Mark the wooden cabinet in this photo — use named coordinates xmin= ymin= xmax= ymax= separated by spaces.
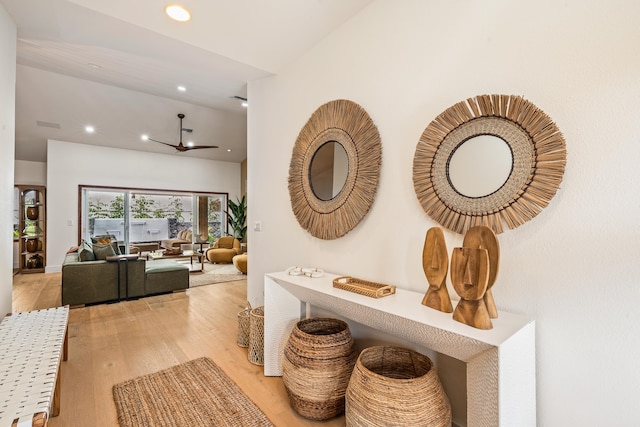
xmin=17 ymin=185 xmax=46 ymax=274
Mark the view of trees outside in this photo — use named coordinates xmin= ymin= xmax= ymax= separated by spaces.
xmin=207 ymin=196 xmax=223 ymax=242
xmin=88 ymin=193 xmax=193 ymax=221
xmin=208 ymin=197 xmax=221 ymax=223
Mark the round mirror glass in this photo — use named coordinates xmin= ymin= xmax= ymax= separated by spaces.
xmin=448 ymin=135 xmax=513 ymax=198
xmin=309 ymin=141 xmax=349 ymax=200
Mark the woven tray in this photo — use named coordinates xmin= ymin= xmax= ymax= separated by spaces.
xmin=333 ymin=276 xmax=396 ymax=298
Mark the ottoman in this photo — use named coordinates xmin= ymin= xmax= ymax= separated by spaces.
xmin=145 ymin=260 xmax=189 ymax=295
xmin=233 ymin=254 xmax=248 ymax=274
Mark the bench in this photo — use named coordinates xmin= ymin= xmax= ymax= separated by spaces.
xmin=0 ymin=306 xmax=69 ymax=427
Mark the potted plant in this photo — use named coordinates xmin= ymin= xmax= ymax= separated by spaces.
xmin=226 ymin=195 xmax=247 ymax=242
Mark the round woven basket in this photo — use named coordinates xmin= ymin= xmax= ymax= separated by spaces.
xmin=248 ymin=306 xmax=264 ymax=366
xmin=282 ymin=318 xmax=357 ymax=420
xmin=346 ymin=346 xmax=451 ymax=427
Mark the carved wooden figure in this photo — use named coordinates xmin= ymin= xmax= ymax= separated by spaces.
xmin=463 ymin=225 xmax=500 ymax=318
xmin=421 ymin=227 xmax=453 ymax=313
xmin=451 ymin=247 xmax=492 ymax=330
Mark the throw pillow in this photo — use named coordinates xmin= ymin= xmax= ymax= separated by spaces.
xmin=91 ymin=234 xmax=121 ymax=255
xmin=92 ymin=243 xmax=116 ymax=260
xmin=91 ymin=234 xmax=122 ymax=255
xmin=78 ymin=240 xmax=95 ymax=261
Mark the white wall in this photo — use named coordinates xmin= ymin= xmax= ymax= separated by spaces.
xmin=248 ymin=0 xmax=640 ymax=425
xmin=47 ymin=140 xmax=241 ymax=271
xmin=15 ymin=160 xmax=47 ymax=186
xmin=0 ymin=4 xmax=16 ymax=314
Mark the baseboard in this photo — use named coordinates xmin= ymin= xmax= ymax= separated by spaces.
xmin=45 ymin=265 xmax=62 ymax=273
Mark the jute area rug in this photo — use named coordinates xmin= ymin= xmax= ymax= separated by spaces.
xmin=113 ymin=357 xmax=274 ymax=427
xmin=189 ymin=262 xmax=245 ymax=288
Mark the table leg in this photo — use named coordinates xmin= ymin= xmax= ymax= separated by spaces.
xmin=117 ymin=258 xmax=129 ymax=300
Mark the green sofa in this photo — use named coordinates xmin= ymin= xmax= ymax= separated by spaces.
xmin=62 ymin=244 xmax=189 ymax=306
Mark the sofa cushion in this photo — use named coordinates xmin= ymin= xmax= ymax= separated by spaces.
xmin=78 ymin=240 xmax=95 ymax=261
xmin=145 ymin=260 xmax=189 ymax=274
xmin=145 ymin=260 xmax=189 ymax=295
xmin=91 ymin=234 xmax=121 ymax=255
xmin=93 ymin=243 xmax=116 ymax=260
xmin=64 ymin=252 xmax=81 ymax=264
xmin=176 ymin=230 xmax=192 ymax=241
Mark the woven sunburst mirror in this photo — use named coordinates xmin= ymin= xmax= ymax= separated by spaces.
xmin=413 ymin=94 xmax=566 ymax=235
xmin=288 ymin=99 xmax=381 ymax=240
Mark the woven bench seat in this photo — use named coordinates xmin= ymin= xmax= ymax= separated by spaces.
xmin=0 ymin=306 xmax=69 ymax=427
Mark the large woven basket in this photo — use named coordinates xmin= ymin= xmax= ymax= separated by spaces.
xmin=346 ymin=346 xmax=451 ymax=426
xmin=248 ymin=306 xmax=264 ymax=366
xmin=282 ymin=318 xmax=357 ymax=420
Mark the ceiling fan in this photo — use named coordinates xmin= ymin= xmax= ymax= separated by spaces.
xmin=145 ymin=113 xmax=219 ymax=152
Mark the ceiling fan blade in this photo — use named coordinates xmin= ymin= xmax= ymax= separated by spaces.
xmin=147 ymin=137 xmax=178 ymax=149
xmin=146 ymin=114 xmax=217 ymax=153
xmin=184 ymin=145 xmax=219 ymax=150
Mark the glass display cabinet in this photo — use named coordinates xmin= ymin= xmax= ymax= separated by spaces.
xmin=17 ymin=185 xmax=46 ymax=273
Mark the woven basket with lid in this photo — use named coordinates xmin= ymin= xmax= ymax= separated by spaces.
xmin=282 ymin=318 xmax=357 ymax=420
xmin=346 ymin=346 xmax=451 ymax=427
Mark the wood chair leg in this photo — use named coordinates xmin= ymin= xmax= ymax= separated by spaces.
xmin=63 ymin=326 xmax=69 ymax=361
xmin=52 ymin=362 xmax=61 ymax=417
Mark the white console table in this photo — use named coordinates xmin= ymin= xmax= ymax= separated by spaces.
xmin=264 ymin=272 xmax=535 ymax=427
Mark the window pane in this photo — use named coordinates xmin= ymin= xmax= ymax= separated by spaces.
xmin=80 ymin=186 xmax=227 ymax=251
xmin=86 ymin=190 xmax=125 ymax=242
xmin=130 ymin=193 xmax=193 ymax=241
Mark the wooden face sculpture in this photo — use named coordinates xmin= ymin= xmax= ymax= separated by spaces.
xmin=463 ymin=225 xmax=500 ymax=318
xmin=451 ymin=247 xmax=492 ymax=329
xmin=421 ymin=227 xmax=453 ymax=313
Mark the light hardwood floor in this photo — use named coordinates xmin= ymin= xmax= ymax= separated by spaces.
xmin=12 ymin=273 xmax=345 ymax=427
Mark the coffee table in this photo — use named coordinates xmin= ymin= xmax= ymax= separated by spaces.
xmin=148 ymin=251 xmax=205 ymax=272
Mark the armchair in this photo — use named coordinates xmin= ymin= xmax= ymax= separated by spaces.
xmin=206 ymin=236 xmax=242 ymax=264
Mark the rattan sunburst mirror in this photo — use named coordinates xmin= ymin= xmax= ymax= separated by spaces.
xmin=413 ymin=94 xmax=567 ymax=234
xmin=288 ymin=99 xmax=381 ymax=240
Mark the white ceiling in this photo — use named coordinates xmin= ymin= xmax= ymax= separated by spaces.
xmin=1 ymin=0 xmax=372 ymax=162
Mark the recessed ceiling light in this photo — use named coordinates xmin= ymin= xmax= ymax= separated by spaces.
xmin=141 ymin=134 xmax=149 ymax=141
xmin=165 ymin=4 xmax=191 ymax=22
xmin=177 ymin=85 xmax=186 ymax=92
xmin=227 ymin=149 xmax=232 ymax=152
xmin=187 ymin=141 xmax=194 ymax=147
xmin=85 ymin=125 xmax=95 ymax=133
